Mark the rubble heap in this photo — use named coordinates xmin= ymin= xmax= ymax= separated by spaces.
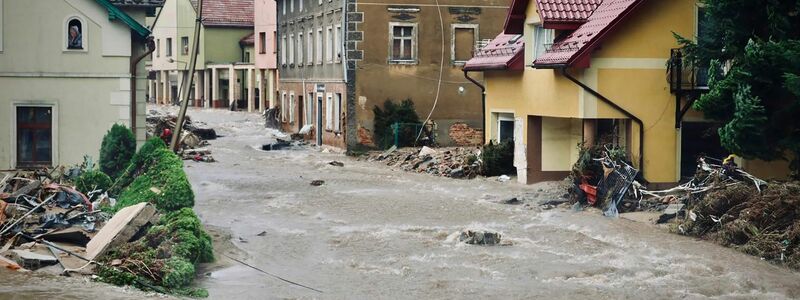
xmin=359 ymin=146 xmax=482 ymax=179
xmin=146 ymin=109 xmax=216 ymax=162
xmin=0 ymin=167 xmax=113 ymax=274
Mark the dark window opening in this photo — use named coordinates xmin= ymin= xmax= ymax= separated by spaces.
xmin=499 ymin=120 xmax=514 ymax=143
xmin=17 ymin=106 xmax=53 ymax=168
xmin=67 ymin=19 xmax=83 ymax=50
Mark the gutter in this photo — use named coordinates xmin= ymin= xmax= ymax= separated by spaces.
xmin=130 ymin=36 xmax=156 ymax=137
xmin=559 ymin=68 xmax=645 ymax=177
xmin=463 ymin=70 xmax=486 ymax=144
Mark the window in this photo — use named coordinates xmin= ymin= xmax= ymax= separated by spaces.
xmin=325 ymin=93 xmax=333 ymax=130
xmin=16 ymin=106 xmax=53 ymax=168
xmin=166 ymin=37 xmax=173 ymax=57
xmin=244 ymin=51 xmax=250 ymax=63
xmin=181 ymin=36 xmax=189 ymax=55
xmin=281 ymin=92 xmax=288 ymax=122
xmin=273 ymin=31 xmax=278 ymax=54
xmin=281 ymin=35 xmax=287 ymax=65
xmin=307 ymin=30 xmax=314 ymax=65
xmin=334 ymin=93 xmax=342 ymax=131
xmin=389 ymin=23 xmax=416 ymax=63
xmin=289 ymin=93 xmax=296 ymax=123
xmin=289 ymin=34 xmax=295 ymax=65
xmin=297 ymin=32 xmax=304 ymax=65
xmin=497 ymin=114 xmax=514 ymax=143
xmin=316 ymin=28 xmax=323 ymax=64
xmin=305 ymin=94 xmax=313 ymax=126
xmin=259 ymin=32 xmax=266 ymax=54
xmin=299 ymin=0 xmax=303 ymax=12
xmin=66 ymin=17 xmax=84 ymax=50
xmin=156 ymin=39 xmax=161 ymax=57
xmin=452 ymin=24 xmax=478 ymax=64
xmin=326 ymin=26 xmax=333 ymax=63
xmin=0 ymin=0 xmax=3 ymax=52
xmin=532 ymin=25 xmax=554 ymax=60
xmin=282 ymin=0 xmax=286 ymax=15
xmin=334 ymin=25 xmax=342 ymax=62
xmin=290 ymin=0 xmax=294 ymax=13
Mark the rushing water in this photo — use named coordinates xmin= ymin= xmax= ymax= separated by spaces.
xmin=4 ymin=107 xmax=800 ymax=299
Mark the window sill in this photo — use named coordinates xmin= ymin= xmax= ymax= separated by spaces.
xmin=63 ymin=49 xmax=88 ymax=53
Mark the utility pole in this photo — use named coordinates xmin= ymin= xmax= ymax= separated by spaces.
xmin=170 ymin=0 xmax=203 ymax=151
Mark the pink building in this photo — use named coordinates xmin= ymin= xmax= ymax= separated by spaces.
xmin=254 ymin=0 xmax=278 ymax=108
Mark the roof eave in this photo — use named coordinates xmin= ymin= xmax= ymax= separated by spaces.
xmin=94 ymin=0 xmax=151 ymax=38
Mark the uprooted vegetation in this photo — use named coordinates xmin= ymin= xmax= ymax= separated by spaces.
xmin=675 ymin=170 xmax=800 ymax=269
xmin=98 ymin=137 xmax=211 ymax=296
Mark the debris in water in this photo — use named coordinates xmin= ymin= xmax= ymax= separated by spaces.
xmin=500 ymin=197 xmax=521 ymax=205
xmin=458 ymin=230 xmax=503 ymax=246
xmin=256 ymin=231 xmax=267 ymax=237
xmin=310 ymin=180 xmax=325 ymax=186
xmin=328 ymin=161 xmax=344 ymax=167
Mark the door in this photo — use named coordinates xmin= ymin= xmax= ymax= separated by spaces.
xmin=316 ymin=94 xmax=323 ymax=145
xmin=16 ymin=106 xmax=53 ymax=168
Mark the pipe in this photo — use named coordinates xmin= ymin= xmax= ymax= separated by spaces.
xmin=130 ymin=36 xmax=156 ymax=137
xmin=560 ymin=68 xmax=645 ymax=177
xmin=463 ymin=70 xmax=486 ymax=144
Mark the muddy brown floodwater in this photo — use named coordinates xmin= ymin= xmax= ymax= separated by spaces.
xmin=4 ymin=106 xmax=800 ymax=299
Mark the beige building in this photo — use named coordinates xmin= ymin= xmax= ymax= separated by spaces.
xmin=148 ymin=0 xmax=275 ymax=112
xmin=0 ymin=0 xmax=160 ymax=169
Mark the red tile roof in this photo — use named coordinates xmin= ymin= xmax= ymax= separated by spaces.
xmin=191 ymin=0 xmax=254 ymax=28
xmin=504 ymin=0 xmax=530 ymax=34
xmin=536 ymin=0 xmax=602 ymax=23
xmin=464 ymin=33 xmax=525 ymax=71
xmin=534 ymin=0 xmax=647 ymax=67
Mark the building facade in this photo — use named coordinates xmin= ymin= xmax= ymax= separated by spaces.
xmin=275 ymin=0 xmax=511 ymax=150
xmin=0 ymin=0 xmax=159 ymax=169
xmin=254 ymin=0 xmax=279 ymax=110
xmin=148 ymin=0 xmax=276 ymax=112
xmin=464 ymin=0 xmax=791 ymax=185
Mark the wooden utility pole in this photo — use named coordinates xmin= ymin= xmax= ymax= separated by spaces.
xmin=170 ymin=0 xmax=203 ymax=151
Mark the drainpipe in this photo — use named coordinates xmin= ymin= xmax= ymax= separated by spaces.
xmin=463 ymin=70 xmax=486 ymax=144
xmin=560 ymin=68 xmax=645 ymax=177
xmin=130 ymin=36 xmax=156 ymax=138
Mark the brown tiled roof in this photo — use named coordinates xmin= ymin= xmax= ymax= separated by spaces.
xmin=464 ymin=34 xmax=525 ymax=71
xmin=191 ymin=0 xmax=254 ymax=27
xmin=535 ymin=0 xmax=602 ymax=23
xmin=535 ymin=0 xmax=646 ymax=67
xmin=240 ymin=32 xmax=255 ymax=46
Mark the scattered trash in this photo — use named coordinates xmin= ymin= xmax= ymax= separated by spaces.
xmin=497 ymin=175 xmax=511 ymax=182
xmin=458 ymin=230 xmax=504 ymax=246
xmin=328 ymin=161 xmax=344 ymax=167
xmin=261 ymin=139 xmax=306 ymax=151
xmin=310 ymin=180 xmax=325 ymax=186
xmin=147 ymin=110 xmax=217 ymax=162
xmin=256 ymin=231 xmax=267 ymax=237
xmin=500 ymin=197 xmax=521 ymax=205
xmin=656 ymin=203 xmax=685 ymax=224
xmin=418 ymin=146 xmax=437 ymax=157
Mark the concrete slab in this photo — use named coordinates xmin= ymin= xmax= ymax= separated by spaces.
xmin=85 ymin=202 xmax=157 ymax=260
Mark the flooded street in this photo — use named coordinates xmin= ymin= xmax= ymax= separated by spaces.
xmin=3 ymin=107 xmax=800 ymax=299
xmin=183 ymin=108 xmax=800 ymax=299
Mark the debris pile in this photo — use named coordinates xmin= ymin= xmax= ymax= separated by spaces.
xmin=146 ymin=109 xmax=216 ymax=162
xmin=359 ymin=146 xmax=482 ymax=179
xmin=0 ymin=169 xmax=112 ymax=274
xmin=568 ymin=145 xmax=640 ymax=216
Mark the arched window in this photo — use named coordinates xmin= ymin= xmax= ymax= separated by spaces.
xmin=67 ymin=18 xmax=83 ymax=50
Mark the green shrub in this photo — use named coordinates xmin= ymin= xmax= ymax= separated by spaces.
xmin=74 ymin=170 xmax=112 ymax=194
xmin=162 ymin=208 xmax=214 ymax=263
xmin=114 ymin=147 xmax=194 ymax=212
xmin=110 ymin=137 xmax=167 ymax=195
xmin=481 ymin=140 xmax=516 ymax=176
xmin=99 ymin=124 xmax=137 ymax=180
xmin=162 ymin=257 xmax=195 ymax=289
xmin=373 ymin=99 xmax=421 ymax=149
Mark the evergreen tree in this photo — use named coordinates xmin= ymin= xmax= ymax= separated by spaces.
xmin=676 ymin=0 xmax=800 ymax=178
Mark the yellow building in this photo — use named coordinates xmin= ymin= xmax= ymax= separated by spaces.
xmin=464 ymin=0 xmax=790 ymax=186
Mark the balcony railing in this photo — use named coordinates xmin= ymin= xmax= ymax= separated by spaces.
xmin=668 ymin=48 xmax=709 ymax=93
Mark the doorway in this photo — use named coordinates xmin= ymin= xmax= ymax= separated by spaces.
xmin=16 ymin=106 xmax=53 ymax=168
xmin=681 ymin=122 xmax=726 ymax=180
xmin=316 ymin=93 xmax=323 ymax=146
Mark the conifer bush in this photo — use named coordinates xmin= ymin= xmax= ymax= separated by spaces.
xmin=74 ymin=169 xmax=112 ymax=195
xmin=99 ymin=124 xmax=136 ymax=180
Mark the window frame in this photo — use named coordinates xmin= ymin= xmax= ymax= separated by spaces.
xmin=11 ymin=103 xmax=59 ymax=169
xmin=289 ymin=33 xmax=295 ymax=66
xmin=325 ymin=93 xmax=333 ymax=130
xmin=166 ymin=37 xmax=173 ymax=57
xmin=388 ymin=22 xmax=418 ymax=64
xmin=281 ymin=34 xmax=287 ymax=66
xmin=334 ymin=93 xmax=342 ymax=132
xmin=307 ymin=29 xmax=314 ymax=66
xmin=316 ymin=28 xmax=323 ymax=64
xmin=531 ymin=24 xmax=554 ymax=61
xmin=304 ymin=94 xmax=313 ymax=126
xmin=451 ymin=24 xmax=479 ymax=65
xmin=259 ymin=32 xmax=267 ymax=54
xmin=156 ymin=39 xmax=161 ymax=57
xmin=297 ymin=31 xmax=304 ymax=66
xmin=181 ymin=36 xmax=189 ymax=55
xmin=281 ymin=92 xmax=288 ymax=122
xmin=64 ymin=15 xmax=88 ymax=52
xmin=326 ymin=26 xmax=334 ymax=63
xmin=289 ymin=92 xmax=296 ymax=123
xmin=334 ymin=24 xmax=342 ymax=63
xmin=0 ymin=0 xmax=4 ymax=52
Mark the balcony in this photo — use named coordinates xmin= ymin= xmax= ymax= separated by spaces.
xmin=668 ymin=48 xmax=709 ymax=94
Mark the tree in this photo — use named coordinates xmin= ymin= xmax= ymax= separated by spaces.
xmin=99 ymin=124 xmax=137 ymax=179
xmin=676 ymin=0 xmax=800 ymax=178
